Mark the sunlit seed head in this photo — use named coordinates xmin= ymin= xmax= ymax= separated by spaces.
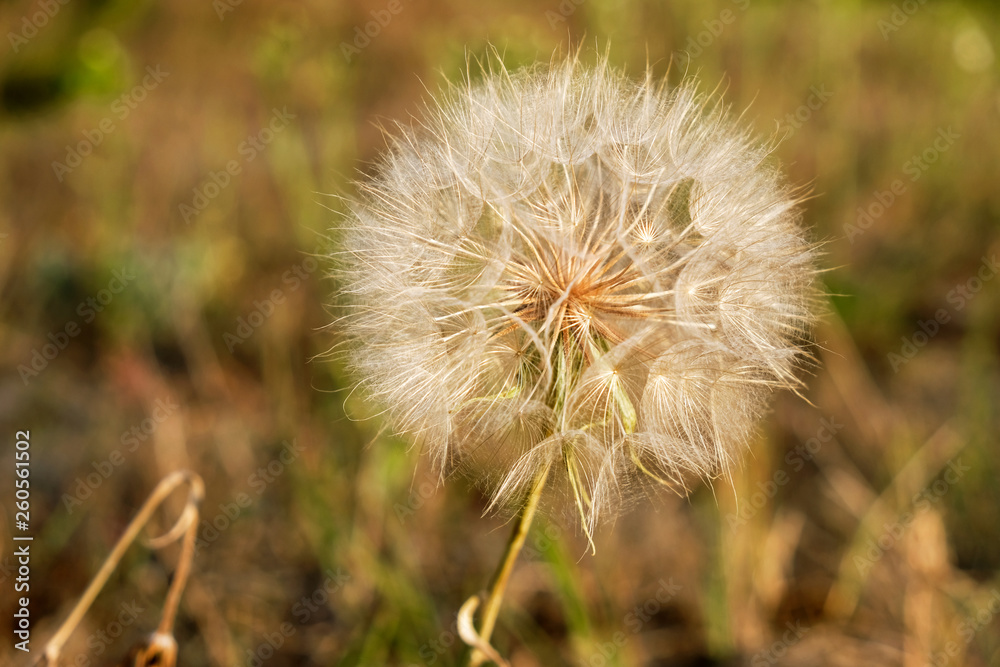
xmin=337 ymin=51 xmax=818 ymax=531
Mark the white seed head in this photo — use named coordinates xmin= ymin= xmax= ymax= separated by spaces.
xmin=337 ymin=54 xmax=816 ymax=530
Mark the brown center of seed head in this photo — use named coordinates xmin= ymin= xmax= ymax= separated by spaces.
xmin=498 ymin=234 xmax=661 ymax=363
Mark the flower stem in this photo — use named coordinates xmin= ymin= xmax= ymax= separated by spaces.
xmin=468 ymin=464 xmax=550 ymax=666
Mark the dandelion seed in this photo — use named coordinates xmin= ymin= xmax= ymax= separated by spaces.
xmin=339 ymin=53 xmax=815 ymax=531
xmin=337 ymin=50 xmax=817 ymax=664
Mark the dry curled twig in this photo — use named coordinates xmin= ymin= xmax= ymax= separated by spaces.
xmin=37 ymin=470 xmax=204 ymax=667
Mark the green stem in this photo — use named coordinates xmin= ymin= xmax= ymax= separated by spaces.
xmin=468 ymin=464 xmax=550 ymax=666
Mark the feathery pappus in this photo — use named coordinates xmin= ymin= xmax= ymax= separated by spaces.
xmin=337 ymin=53 xmax=817 ymax=534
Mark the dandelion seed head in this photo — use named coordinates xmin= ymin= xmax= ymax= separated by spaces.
xmin=338 ymin=53 xmax=817 ymax=530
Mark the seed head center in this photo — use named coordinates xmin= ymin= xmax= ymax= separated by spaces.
xmin=499 ymin=240 xmax=658 ymax=359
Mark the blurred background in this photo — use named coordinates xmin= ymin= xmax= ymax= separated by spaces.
xmin=1 ymin=0 xmax=999 ymax=665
